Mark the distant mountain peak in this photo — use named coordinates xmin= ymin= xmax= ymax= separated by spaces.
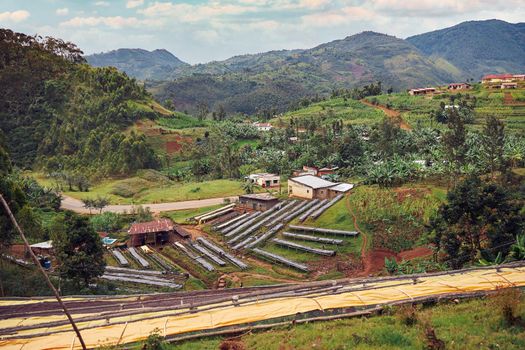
xmin=85 ymin=48 xmax=188 ymax=80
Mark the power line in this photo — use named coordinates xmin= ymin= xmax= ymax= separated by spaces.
xmin=0 ymin=193 xmax=87 ymax=350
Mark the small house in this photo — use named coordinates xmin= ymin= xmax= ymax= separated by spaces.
xmin=408 ymin=88 xmax=436 ymax=96
xmin=253 ymin=122 xmax=273 ymax=131
xmin=247 ymin=173 xmax=280 ymax=188
xmin=501 ymin=82 xmax=518 ymax=89
xmin=128 ymin=218 xmax=186 ymax=247
xmin=238 ymin=193 xmax=279 ymax=211
xmin=448 ymin=83 xmax=471 ymax=90
xmin=288 ymin=175 xmax=353 ymax=200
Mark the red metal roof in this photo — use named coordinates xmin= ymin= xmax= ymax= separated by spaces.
xmin=482 ymin=74 xmax=513 ymax=80
xmin=128 ymin=219 xmax=174 ymax=235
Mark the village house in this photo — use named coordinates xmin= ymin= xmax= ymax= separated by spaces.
xmin=501 ymin=82 xmax=518 ymax=89
xmin=448 ymin=83 xmax=471 ymax=90
xmin=247 ymin=173 xmax=280 ymax=188
xmin=238 ymin=193 xmax=279 ymax=211
xmin=128 ymin=218 xmax=188 ymax=247
xmin=292 ymin=165 xmax=338 ymax=177
xmin=482 ymin=74 xmax=514 ymax=84
xmin=408 ymin=88 xmax=436 ymax=96
xmin=29 ymin=241 xmax=54 ymax=256
xmin=253 ymin=122 xmax=273 ymax=131
xmin=288 ymin=175 xmax=353 ymax=200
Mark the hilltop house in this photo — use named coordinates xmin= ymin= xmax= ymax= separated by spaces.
xmin=408 ymin=88 xmax=436 ymax=96
xmin=238 ymin=193 xmax=279 ymax=211
xmin=448 ymin=83 xmax=471 ymax=90
xmin=253 ymin=122 xmax=273 ymax=131
xmin=128 ymin=218 xmax=188 ymax=246
xmin=288 ymin=175 xmax=353 ymax=200
xmin=481 ymin=74 xmax=522 ymax=84
xmin=247 ymin=173 xmax=280 ymax=188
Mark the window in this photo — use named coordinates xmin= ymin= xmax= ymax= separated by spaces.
xmin=273 ymin=179 xmax=278 ymax=184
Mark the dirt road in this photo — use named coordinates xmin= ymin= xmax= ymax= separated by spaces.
xmin=60 ymin=195 xmax=239 ymax=214
xmin=360 ymin=99 xmax=412 ymax=130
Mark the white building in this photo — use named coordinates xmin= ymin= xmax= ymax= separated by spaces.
xmin=253 ymin=122 xmax=273 ymax=131
xmin=247 ymin=173 xmax=280 ymax=188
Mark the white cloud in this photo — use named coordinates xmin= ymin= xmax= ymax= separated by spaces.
xmin=0 ymin=10 xmax=30 ymax=22
xmin=60 ymin=16 xmax=161 ymax=29
xmin=301 ymin=6 xmax=376 ymax=27
xmin=139 ymin=2 xmax=258 ymax=22
xmin=56 ymin=8 xmax=69 ymax=16
xmin=126 ymin=0 xmax=144 ymax=9
xmin=94 ymin=1 xmax=110 ymax=7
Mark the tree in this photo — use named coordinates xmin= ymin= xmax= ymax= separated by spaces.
xmin=482 ymin=116 xmax=505 ymax=179
xmin=430 ymin=176 xmax=524 ymax=269
xmin=243 ymin=181 xmax=256 ymax=194
xmin=51 ymin=212 xmax=106 ymax=287
xmin=93 ymin=196 xmax=109 ymax=214
xmin=442 ymin=108 xmax=467 ymax=185
xmin=81 ymin=198 xmax=95 ymax=214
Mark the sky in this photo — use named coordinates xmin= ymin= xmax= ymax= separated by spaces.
xmin=1 ymin=0 xmax=523 ymax=63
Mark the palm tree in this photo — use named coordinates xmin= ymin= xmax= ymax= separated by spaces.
xmin=243 ymin=181 xmax=256 ymax=194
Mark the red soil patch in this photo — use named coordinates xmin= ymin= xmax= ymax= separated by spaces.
xmin=358 ymin=246 xmax=433 ymax=277
xmin=399 ymin=246 xmax=433 ymax=260
xmin=8 ymin=244 xmax=28 ymax=259
xmin=165 ymin=135 xmax=192 ymax=154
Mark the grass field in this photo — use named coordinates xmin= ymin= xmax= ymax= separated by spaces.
xmin=162 ymin=205 xmax=224 ymax=223
xmin=273 ymin=97 xmax=385 ymax=126
xmin=29 ymin=171 xmax=247 ymax=204
xmin=347 ymin=185 xmax=445 ymax=252
xmin=158 ymin=292 xmax=525 ymax=350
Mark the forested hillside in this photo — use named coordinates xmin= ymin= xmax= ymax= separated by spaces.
xmin=0 ymin=29 xmax=160 ymax=177
xmin=86 ymin=48 xmax=189 ymax=80
xmin=407 ymin=19 xmax=525 ymax=79
xmin=148 ymin=32 xmax=462 ymax=115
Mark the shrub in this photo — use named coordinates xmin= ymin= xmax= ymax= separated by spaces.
xmin=491 ymin=287 xmax=523 ymax=327
xmin=90 ymin=212 xmax=124 ymax=232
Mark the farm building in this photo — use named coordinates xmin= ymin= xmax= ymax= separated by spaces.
xmin=238 ymin=193 xmax=279 ymax=211
xmin=501 ymin=82 xmax=518 ymax=89
xmin=253 ymin=122 xmax=273 ymax=131
xmin=247 ymin=173 xmax=280 ymax=188
xmin=128 ymin=218 xmax=188 ymax=246
xmin=288 ymin=175 xmax=353 ymax=200
xmin=408 ymin=88 xmax=436 ymax=96
xmin=448 ymin=83 xmax=471 ymax=90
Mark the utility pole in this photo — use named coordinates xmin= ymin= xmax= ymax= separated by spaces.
xmin=0 ymin=193 xmax=87 ymax=350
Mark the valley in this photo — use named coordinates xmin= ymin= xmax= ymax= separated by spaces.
xmin=1 ymin=17 xmax=525 ymax=350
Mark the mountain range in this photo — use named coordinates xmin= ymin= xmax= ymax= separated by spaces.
xmin=86 ymin=48 xmax=188 ymax=80
xmin=85 ymin=20 xmax=525 ymax=114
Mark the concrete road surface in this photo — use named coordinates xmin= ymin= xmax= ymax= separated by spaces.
xmin=60 ymin=194 xmax=239 ymax=214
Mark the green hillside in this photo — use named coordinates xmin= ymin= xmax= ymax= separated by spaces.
xmin=407 ymin=19 xmax=525 ymax=80
xmin=151 ymin=32 xmax=462 ymax=115
xmin=0 ymin=29 xmax=164 ymax=176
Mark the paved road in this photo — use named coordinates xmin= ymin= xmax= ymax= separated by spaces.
xmin=60 ymin=194 xmax=239 ymax=214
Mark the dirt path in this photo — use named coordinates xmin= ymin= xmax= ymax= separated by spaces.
xmin=360 ymin=99 xmax=412 ymax=130
xmin=60 ymin=194 xmax=239 ymax=214
xmin=503 ymin=91 xmax=525 ymax=106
